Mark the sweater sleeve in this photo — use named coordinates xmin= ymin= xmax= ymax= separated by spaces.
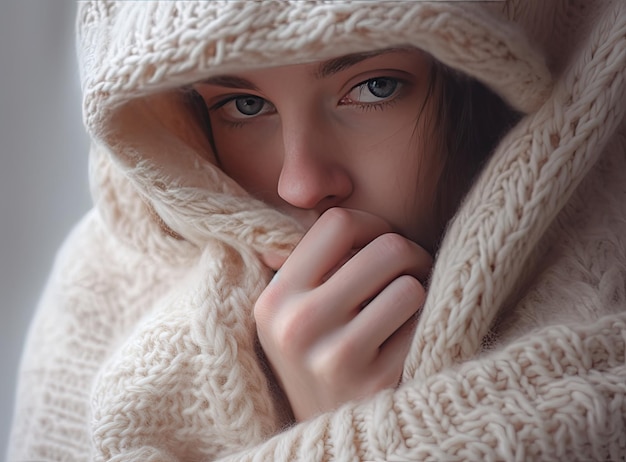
xmin=218 ymin=312 xmax=626 ymax=462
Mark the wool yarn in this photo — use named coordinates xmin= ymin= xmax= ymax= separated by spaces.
xmin=9 ymin=1 xmax=626 ymax=461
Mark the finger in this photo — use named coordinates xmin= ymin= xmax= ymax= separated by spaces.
xmin=374 ymin=315 xmax=417 ymax=385
xmin=321 ymin=233 xmax=432 ymax=313
xmin=347 ymin=275 xmax=425 ymax=352
xmin=259 ymin=251 xmax=288 ymax=271
xmin=276 ymin=208 xmax=392 ymax=289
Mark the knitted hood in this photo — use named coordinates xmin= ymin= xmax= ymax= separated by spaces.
xmin=69 ymin=1 xmax=626 ymax=460
xmin=78 ymin=1 xmax=552 ymax=260
xmin=78 ymin=0 xmax=626 ymax=405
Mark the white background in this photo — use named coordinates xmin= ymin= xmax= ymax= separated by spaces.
xmin=0 ymin=1 xmax=90 ymax=456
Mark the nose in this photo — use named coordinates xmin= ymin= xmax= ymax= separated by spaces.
xmin=277 ymin=117 xmax=353 ymax=212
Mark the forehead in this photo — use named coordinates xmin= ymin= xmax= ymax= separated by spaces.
xmin=200 ymin=47 xmax=422 ymax=90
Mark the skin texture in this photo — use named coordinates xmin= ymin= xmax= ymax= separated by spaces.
xmin=193 ymin=49 xmax=438 ymax=420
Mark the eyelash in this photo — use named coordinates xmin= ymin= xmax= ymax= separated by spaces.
xmin=225 ymin=120 xmax=247 ymax=129
xmin=208 ymin=96 xmax=266 ymax=129
xmin=209 ymin=76 xmax=405 ymax=128
xmin=340 ymin=77 xmax=405 ymax=109
xmin=351 ymin=98 xmax=400 ymax=113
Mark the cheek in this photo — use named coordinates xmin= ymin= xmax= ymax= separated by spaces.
xmin=211 ymin=120 xmax=282 ymax=201
xmin=351 ymin=135 xmax=415 ymax=223
xmin=353 ymin=111 xmax=441 ymax=248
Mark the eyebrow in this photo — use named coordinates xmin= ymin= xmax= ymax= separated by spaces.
xmin=314 ymin=47 xmax=410 ymax=79
xmin=200 ymin=47 xmax=412 ymax=89
xmin=200 ymin=75 xmax=259 ymax=91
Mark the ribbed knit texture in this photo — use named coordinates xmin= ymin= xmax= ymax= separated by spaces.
xmin=8 ymin=1 xmax=626 ymax=461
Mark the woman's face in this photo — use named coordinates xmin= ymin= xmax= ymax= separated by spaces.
xmin=193 ymin=48 xmax=442 ymax=252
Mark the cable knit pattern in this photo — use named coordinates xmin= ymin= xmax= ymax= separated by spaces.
xmin=406 ymin=0 xmax=626 ymax=379
xmin=8 ymin=1 xmax=626 ymax=461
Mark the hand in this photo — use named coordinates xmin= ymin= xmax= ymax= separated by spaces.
xmin=255 ymin=208 xmax=432 ymax=421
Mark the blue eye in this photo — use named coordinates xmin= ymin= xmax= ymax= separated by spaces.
xmin=235 ymin=96 xmax=266 ymax=116
xmin=215 ymin=94 xmax=276 ymax=121
xmin=366 ymin=78 xmax=398 ymax=99
xmin=344 ymin=77 xmax=402 ymax=105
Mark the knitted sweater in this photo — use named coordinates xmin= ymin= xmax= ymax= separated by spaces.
xmin=9 ymin=1 xmax=626 ymax=461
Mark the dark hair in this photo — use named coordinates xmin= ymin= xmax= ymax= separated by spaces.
xmin=427 ymin=61 xmax=521 ymax=247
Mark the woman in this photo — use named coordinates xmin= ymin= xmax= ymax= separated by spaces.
xmin=9 ymin=1 xmax=626 ymax=461
xmin=188 ymin=46 xmax=520 ymax=421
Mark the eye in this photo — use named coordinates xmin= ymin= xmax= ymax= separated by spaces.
xmin=365 ymin=78 xmax=398 ymax=99
xmin=234 ymin=96 xmax=265 ymax=115
xmin=220 ymin=95 xmax=275 ymax=119
xmin=344 ymin=77 xmax=401 ymax=104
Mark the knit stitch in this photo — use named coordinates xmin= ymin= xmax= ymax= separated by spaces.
xmin=8 ymin=1 xmax=626 ymax=461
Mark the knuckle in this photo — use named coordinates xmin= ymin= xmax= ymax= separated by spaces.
xmin=376 ymin=232 xmax=415 ymax=257
xmin=310 ymin=337 xmax=357 ymax=382
xmin=253 ymin=288 xmax=278 ymax=326
xmin=397 ymin=274 xmax=426 ymax=297
xmin=277 ymin=299 xmax=316 ymax=348
xmin=255 ymin=292 xmax=316 ymax=355
xmin=373 ymin=233 xmax=433 ymax=278
xmin=309 ymin=354 xmax=341 ymax=387
xmin=333 ymin=336 xmax=359 ymax=365
xmin=319 ymin=207 xmax=353 ymax=229
xmin=272 ymin=314 xmax=305 ymax=354
xmin=394 ymin=275 xmax=426 ymax=305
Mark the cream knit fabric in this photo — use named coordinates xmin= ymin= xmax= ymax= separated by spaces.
xmin=8 ymin=1 xmax=626 ymax=461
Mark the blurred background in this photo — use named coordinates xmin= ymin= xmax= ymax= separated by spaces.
xmin=0 ymin=1 xmax=90 ymax=456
